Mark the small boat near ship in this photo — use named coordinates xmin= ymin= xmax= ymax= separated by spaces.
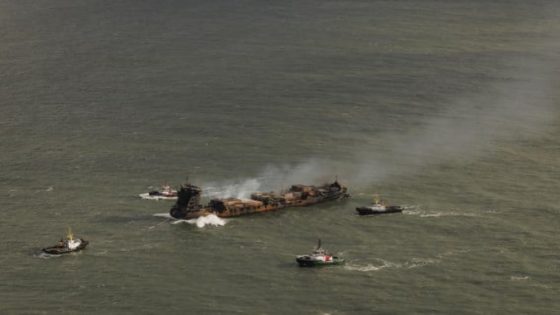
xmin=296 ymin=239 xmax=344 ymax=267
xmin=139 ymin=185 xmax=178 ymax=200
xmin=169 ymin=180 xmax=349 ymax=219
xmin=42 ymin=228 xmax=88 ymax=255
xmin=356 ymin=195 xmax=403 ymax=215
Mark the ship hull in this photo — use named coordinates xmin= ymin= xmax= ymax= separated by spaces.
xmin=296 ymin=257 xmax=345 ymax=267
xmin=356 ymin=206 xmax=403 ymax=216
xmin=42 ymin=239 xmax=89 ymax=255
xmin=174 ymin=191 xmax=349 ymax=219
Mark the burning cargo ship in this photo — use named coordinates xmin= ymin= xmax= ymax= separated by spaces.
xmin=169 ymin=180 xmax=349 ymax=219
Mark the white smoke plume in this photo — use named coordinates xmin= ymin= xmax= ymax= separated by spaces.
xmin=347 ymin=57 xmax=558 ymax=187
xmin=223 ymin=57 xmax=558 ymax=192
xmin=202 ymin=160 xmax=335 ymax=198
xmin=199 ymin=34 xmax=559 ymax=195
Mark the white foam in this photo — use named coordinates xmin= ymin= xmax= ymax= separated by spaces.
xmin=405 ymin=257 xmax=439 ymax=269
xmin=344 ymin=263 xmax=385 ymax=272
xmin=344 ymin=259 xmax=397 ymax=272
xmin=190 ymin=214 xmax=227 ymax=228
xmin=510 ymin=275 xmax=530 ymax=281
xmin=420 ymin=212 xmax=444 ymax=217
xmin=153 ymin=213 xmax=174 ymax=219
xmin=35 ymin=252 xmax=62 ymax=259
xmin=404 ymin=209 xmax=478 ymax=218
xmin=345 ymin=257 xmax=441 ymax=272
xmin=421 ymin=211 xmax=477 ymax=218
xmin=169 ymin=214 xmax=227 ymax=228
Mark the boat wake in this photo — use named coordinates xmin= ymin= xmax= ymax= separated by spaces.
xmin=404 ymin=209 xmax=478 ymax=218
xmin=153 ymin=213 xmax=227 ymax=228
xmin=344 ymin=262 xmax=391 ymax=272
xmin=344 ymin=257 xmax=440 ymax=272
xmin=345 ymin=248 xmax=470 ymax=272
xmin=35 ymin=252 xmax=62 ymax=259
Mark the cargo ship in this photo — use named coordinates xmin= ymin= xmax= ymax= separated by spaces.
xmin=169 ymin=180 xmax=349 ymax=219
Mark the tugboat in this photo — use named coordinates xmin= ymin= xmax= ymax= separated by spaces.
xmin=356 ymin=195 xmax=403 ymax=215
xmin=139 ymin=185 xmax=178 ymax=200
xmin=169 ymin=180 xmax=350 ymax=219
xmin=42 ymin=228 xmax=89 ymax=255
xmin=296 ymin=239 xmax=344 ymax=267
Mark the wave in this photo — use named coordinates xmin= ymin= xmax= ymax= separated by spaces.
xmin=510 ymin=275 xmax=530 ymax=281
xmin=345 ymin=254 xmax=458 ymax=272
xmin=435 ymin=249 xmax=470 ymax=259
xmin=153 ymin=213 xmax=173 ymax=219
xmin=154 ymin=213 xmax=227 ymax=228
xmin=35 ymin=252 xmax=62 ymax=259
xmin=404 ymin=209 xmax=478 ymax=218
xmin=406 ymin=257 xmax=439 ymax=269
xmin=191 ymin=214 xmax=227 ymax=228
xmin=344 ymin=259 xmax=397 ymax=272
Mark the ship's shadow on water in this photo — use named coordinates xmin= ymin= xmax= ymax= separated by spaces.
xmin=274 ymin=261 xmax=348 ymax=272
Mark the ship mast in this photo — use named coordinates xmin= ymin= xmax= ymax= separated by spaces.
xmin=67 ymin=227 xmax=74 ymax=241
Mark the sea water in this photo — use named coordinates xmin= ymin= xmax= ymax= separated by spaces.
xmin=1 ymin=1 xmax=559 ymax=313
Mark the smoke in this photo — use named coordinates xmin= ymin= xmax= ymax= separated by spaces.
xmin=347 ymin=58 xmax=558 ymax=187
xmin=204 ymin=178 xmax=261 ymax=199
xmin=201 ymin=37 xmax=559 ymax=195
xmin=231 ymin=57 xmax=557 ymax=192
xmin=202 ymin=160 xmax=333 ymax=197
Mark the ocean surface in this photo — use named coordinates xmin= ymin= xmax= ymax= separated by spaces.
xmin=1 ymin=1 xmax=559 ymax=314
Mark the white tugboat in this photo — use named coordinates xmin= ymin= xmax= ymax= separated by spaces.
xmin=356 ymin=195 xmax=403 ymax=215
xmin=296 ymin=239 xmax=344 ymax=267
xmin=42 ymin=228 xmax=89 ymax=255
xmin=139 ymin=185 xmax=178 ymax=200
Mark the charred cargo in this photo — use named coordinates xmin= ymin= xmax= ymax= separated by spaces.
xmin=169 ymin=181 xmax=349 ymax=219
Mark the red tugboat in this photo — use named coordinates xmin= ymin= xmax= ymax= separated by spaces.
xmin=169 ymin=180 xmax=349 ymax=219
xmin=296 ymin=239 xmax=345 ymax=267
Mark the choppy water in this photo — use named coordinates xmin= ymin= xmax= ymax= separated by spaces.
xmin=1 ymin=1 xmax=559 ymax=314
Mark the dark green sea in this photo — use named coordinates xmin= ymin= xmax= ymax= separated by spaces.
xmin=1 ymin=1 xmax=559 ymax=314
